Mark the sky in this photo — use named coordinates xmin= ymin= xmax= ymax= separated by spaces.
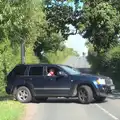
xmin=64 ymin=1 xmax=88 ymax=56
xmin=65 ymin=24 xmax=88 ymax=56
xmin=65 ymin=34 xmax=88 ymax=56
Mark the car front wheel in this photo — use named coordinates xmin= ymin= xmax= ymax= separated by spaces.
xmin=78 ymin=85 xmax=93 ymax=104
xmin=16 ymin=86 xmax=32 ymax=103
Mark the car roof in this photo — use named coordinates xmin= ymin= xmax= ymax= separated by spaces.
xmin=16 ymin=63 xmax=66 ymax=67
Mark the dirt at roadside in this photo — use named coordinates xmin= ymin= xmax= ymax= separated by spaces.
xmin=22 ymin=103 xmax=38 ymax=120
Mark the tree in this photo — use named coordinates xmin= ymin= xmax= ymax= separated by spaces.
xmin=44 ymin=0 xmax=81 ymax=39
xmin=0 ymin=0 xmax=46 ymax=87
xmin=43 ymin=0 xmax=120 ymax=53
xmin=0 ymin=0 xmax=46 ymax=45
xmin=34 ymin=32 xmax=66 ymax=57
xmin=34 ymin=0 xmax=80 ymax=57
xmin=78 ymin=1 xmax=120 ymax=53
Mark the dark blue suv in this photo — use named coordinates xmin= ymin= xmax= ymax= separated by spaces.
xmin=5 ymin=64 xmax=115 ymax=104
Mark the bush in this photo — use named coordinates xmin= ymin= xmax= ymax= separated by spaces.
xmin=104 ymin=46 xmax=120 ymax=84
xmin=87 ymin=45 xmax=120 ymax=89
xmin=0 ymin=40 xmax=77 ymax=94
xmin=0 ymin=41 xmax=39 ymax=94
xmin=45 ymin=48 xmax=78 ymax=64
xmin=25 ymin=44 xmax=40 ymax=64
xmin=0 ymin=39 xmax=20 ymax=93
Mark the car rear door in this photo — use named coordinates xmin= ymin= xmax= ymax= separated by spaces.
xmin=43 ymin=65 xmax=72 ymax=96
xmin=26 ymin=65 xmax=45 ymax=95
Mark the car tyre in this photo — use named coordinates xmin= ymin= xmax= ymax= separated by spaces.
xmin=78 ymin=85 xmax=93 ymax=104
xmin=95 ymin=97 xmax=106 ymax=102
xmin=16 ymin=86 xmax=32 ymax=103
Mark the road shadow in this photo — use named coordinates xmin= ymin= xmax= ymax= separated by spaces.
xmin=91 ymin=99 xmax=108 ymax=104
xmin=32 ymin=98 xmax=79 ymax=104
xmin=107 ymin=90 xmax=120 ymax=99
xmin=32 ymin=98 xmax=108 ymax=104
xmin=40 ymin=98 xmax=80 ymax=104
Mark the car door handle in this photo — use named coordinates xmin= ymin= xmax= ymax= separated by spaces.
xmin=50 ymin=78 xmax=53 ymax=81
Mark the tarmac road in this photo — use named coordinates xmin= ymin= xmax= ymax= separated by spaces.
xmin=31 ymin=56 xmax=120 ymax=120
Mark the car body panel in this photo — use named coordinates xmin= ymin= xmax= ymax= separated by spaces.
xmin=38 ymin=76 xmax=72 ymax=96
xmin=5 ymin=64 xmax=115 ymax=98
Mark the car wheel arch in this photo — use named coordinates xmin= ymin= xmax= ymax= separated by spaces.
xmin=12 ymin=84 xmax=35 ymax=97
xmin=76 ymin=83 xmax=96 ymax=96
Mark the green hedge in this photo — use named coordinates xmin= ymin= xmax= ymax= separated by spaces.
xmin=45 ymin=48 xmax=77 ymax=64
xmin=0 ymin=40 xmax=76 ymax=94
xmin=0 ymin=41 xmax=39 ymax=94
xmin=87 ymin=45 xmax=120 ymax=89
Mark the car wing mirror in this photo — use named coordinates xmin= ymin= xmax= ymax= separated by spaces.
xmin=57 ymin=71 xmax=67 ymax=77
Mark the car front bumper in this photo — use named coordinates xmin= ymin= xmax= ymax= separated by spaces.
xmin=96 ymin=85 xmax=115 ymax=97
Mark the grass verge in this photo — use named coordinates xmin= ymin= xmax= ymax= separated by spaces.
xmin=0 ymin=89 xmax=25 ymax=120
xmin=0 ymin=99 xmax=25 ymax=120
xmin=0 ymin=55 xmax=71 ymax=120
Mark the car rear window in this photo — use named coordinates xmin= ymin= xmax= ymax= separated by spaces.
xmin=29 ymin=66 xmax=43 ymax=76
xmin=15 ymin=65 xmax=27 ymax=75
xmin=9 ymin=65 xmax=27 ymax=76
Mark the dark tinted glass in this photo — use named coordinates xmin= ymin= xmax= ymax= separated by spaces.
xmin=29 ymin=67 xmax=43 ymax=75
xmin=13 ymin=65 xmax=27 ymax=75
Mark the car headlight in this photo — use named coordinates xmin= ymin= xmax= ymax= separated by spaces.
xmin=96 ymin=78 xmax=106 ymax=85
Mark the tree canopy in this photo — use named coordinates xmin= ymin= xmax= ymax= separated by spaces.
xmin=0 ymin=0 xmax=79 ymax=91
xmin=1 ymin=0 xmax=120 ymax=54
xmin=81 ymin=1 xmax=120 ymax=53
xmin=41 ymin=0 xmax=120 ymax=53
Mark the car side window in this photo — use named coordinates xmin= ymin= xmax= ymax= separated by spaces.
xmin=46 ymin=66 xmax=60 ymax=76
xmin=29 ymin=66 xmax=43 ymax=76
xmin=12 ymin=65 xmax=27 ymax=76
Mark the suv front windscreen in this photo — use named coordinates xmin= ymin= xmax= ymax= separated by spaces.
xmin=65 ymin=65 xmax=81 ymax=73
xmin=60 ymin=65 xmax=80 ymax=75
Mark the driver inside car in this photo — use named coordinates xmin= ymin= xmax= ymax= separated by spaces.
xmin=47 ymin=69 xmax=55 ymax=76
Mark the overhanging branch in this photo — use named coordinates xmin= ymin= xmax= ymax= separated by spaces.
xmin=65 ymin=29 xmax=78 ymax=36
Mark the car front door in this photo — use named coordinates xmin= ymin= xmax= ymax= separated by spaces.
xmin=44 ymin=65 xmax=72 ymax=96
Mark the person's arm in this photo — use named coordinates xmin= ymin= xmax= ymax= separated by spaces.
xmin=47 ymin=72 xmax=51 ymax=76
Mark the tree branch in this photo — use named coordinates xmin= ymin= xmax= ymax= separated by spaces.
xmin=65 ymin=29 xmax=78 ymax=36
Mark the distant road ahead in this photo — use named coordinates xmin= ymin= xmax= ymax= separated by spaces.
xmin=63 ymin=56 xmax=90 ymax=68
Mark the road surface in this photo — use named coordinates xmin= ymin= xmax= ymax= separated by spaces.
xmin=30 ymin=56 xmax=120 ymax=120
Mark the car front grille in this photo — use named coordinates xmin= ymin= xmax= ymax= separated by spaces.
xmin=105 ymin=77 xmax=113 ymax=85
xmin=101 ymin=86 xmax=112 ymax=93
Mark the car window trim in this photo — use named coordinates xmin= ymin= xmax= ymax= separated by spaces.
xmin=13 ymin=65 xmax=27 ymax=76
xmin=45 ymin=65 xmax=69 ymax=76
xmin=45 ymin=65 xmax=60 ymax=76
xmin=28 ymin=65 xmax=45 ymax=76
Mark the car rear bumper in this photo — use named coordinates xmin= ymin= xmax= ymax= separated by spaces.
xmin=5 ymin=86 xmax=12 ymax=94
xmin=96 ymin=85 xmax=115 ymax=97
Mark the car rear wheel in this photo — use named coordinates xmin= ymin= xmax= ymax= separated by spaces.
xmin=16 ymin=86 xmax=32 ymax=103
xmin=78 ymin=85 xmax=93 ymax=104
